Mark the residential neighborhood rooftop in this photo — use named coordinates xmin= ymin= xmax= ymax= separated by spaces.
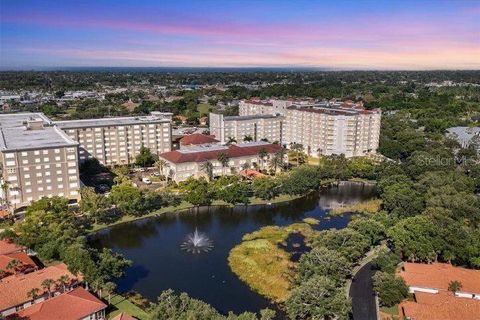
xmin=54 ymin=115 xmax=170 ymax=129
xmin=15 ymin=287 xmax=107 ymax=320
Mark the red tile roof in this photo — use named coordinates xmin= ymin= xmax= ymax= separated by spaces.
xmin=399 ymin=291 xmax=480 ymax=320
xmin=239 ymin=169 xmax=265 ymax=179
xmin=0 ymin=239 xmax=24 ymax=255
xmin=160 ymin=143 xmax=282 ymax=164
xmin=15 ymin=287 xmax=106 ymax=320
xmin=399 ymin=262 xmax=480 ymax=293
xmin=0 ymin=263 xmax=81 ymax=311
xmin=0 ymin=252 xmax=37 ymax=276
xmin=180 ymin=133 xmax=219 ymax=146
xmin=112 ymin=312 xmax=137 ymax=320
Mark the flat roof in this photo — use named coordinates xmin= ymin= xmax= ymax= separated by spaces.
xmin=224 ymin=114 xmax=281 ymax=121
xmin=54 ymin=115 xmax=170 ymax=129
xmin=0 ymin=113 xmax=78 ymax=151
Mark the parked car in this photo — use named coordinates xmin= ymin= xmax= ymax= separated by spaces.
xmin=142 ymin=177 xmax=152 ymax=184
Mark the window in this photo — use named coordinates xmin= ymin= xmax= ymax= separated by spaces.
xmin=21 ymin=152 xmax=28 ymax=156
xmin=34 ymin=151 xmax=40 ymax=155
xmin=5 ymin=153 xmax=14 ymax=159
xmin=54 ymin=149 xmax=60 ymax=153
xmin=43 ymin=150 xmax=48 ymax=155
xmin=5 ymin=161 xmax=15 ymax=166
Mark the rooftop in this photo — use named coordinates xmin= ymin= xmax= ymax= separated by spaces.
xmin=0 ymin=252 xmax=37 ymax=276
xmin=400 ymin=262 xmax=480 ymax=293
xmin=160 ymin=141 xmax=282 ymax=164
xmin=112 ymin=312 xmax=137 ymax=320
xmin=180 ymin=133 xmax=219 ymax=146
xmin=15 ymin=287 xmax=107 ymax=320
xmin=0 ymin=263 xmax=81 ymax=311
xmin=0 ymin=113 xmax=78 ymax=151
xmin=399 ymin=291 xmax=480 ymax=320
xmin=54 ymin=115 xmax=170 ymax=129
xmin=224 ymin=114 xmax=281 ymax=121
xmin=0 ymin=239 xmax=25 ymax=255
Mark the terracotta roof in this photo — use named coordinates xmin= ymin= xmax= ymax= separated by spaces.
xmin=400 ymin=262 xmax=480 ymax=293
xmin=0 ymin=263 xmax=81 ymax=311
xmin=180 ymin=133 xmax=219 ymax=146
xmin=160 ymin=143 xmax=282 ymax=164
xmin=399 ymin=291 xmax=480 ymax=320
xmin=0 ymin=252 xmax=37 ymax=276
xmin=0 ymin=239 xmax=24 ymax=255
xmin=15 ymin=287 xmax=106 ymax=320
xmin=112 ymin=312 xmax=137 ymax=320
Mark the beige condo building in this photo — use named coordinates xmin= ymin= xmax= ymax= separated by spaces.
xmin=209 ymin=113 xmax=284 ymax=144
xmin=55 ymin=114 xmax=172 ymax=166
xmin=0 ymin=113 xmax=80 ymax=210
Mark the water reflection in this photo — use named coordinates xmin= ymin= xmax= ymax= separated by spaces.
xmin=92 ymin=181 xmax=375 ymax=315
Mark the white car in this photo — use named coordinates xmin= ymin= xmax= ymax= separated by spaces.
xmin=142 ymin=177 xmax=152 ymax=184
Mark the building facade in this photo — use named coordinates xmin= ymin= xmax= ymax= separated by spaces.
xmin=158 ymin=141 xmax=283 ymax=182
xmin=209 ymin=113 xmax=284 ymax=144
xmin=238 ymin=99 xmax=381 ymax=158
xmin=55 ymin=114 xmax=172 ymax=166
xmin=0 ymin=113 xmax=80 ymax=210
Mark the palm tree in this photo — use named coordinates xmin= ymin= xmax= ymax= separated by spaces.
xmin=6 ymin=259 xmax=20 ymax=274
xmin=241 ymin=161 xmax=250 ymax=170
xmin=27 ymin=287 xmax=40 ymax=300
xmin=154 ymin=159 xmax=168 ymax=179
xmin=226 ymin=137 xmax=237 ymax=145
xmin=258 ymin=148 xmax=268 ymax=172
xmin=243 ymin=135 xmax=253 ymax=142
xmin=316 ymin=148 xmax=323 ymax=165
xmin=41 ymin=278 xmax=55 ymax=298
xmin=217 ymin=152 xmax=229 ymax=176
xmin=291 ymin=143 xmax=304 ymax=167
xmin=57 ymin=274 xmax=71 ymax=293
xmin=200 ymin=161 xmax=214 ymax=181
xmin=269 ymin=151 xmax=284 ymax=173
xmin=103 ymin=282 xmax=117 ymax=304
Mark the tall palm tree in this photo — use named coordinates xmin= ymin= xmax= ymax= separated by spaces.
xmin=226 ymin=137 xmax=237 ymax=145
xmin=258 ymin=148 xmax=268 ymax=171
xmin=27 ymin=288 xmax=40 ymax=300
xmin=41 ymin=278 xmax=55 ymax=298
xmin=57 ymin=274 xmax=71 ymax=293
xmin=269 ymin=151 xmax=284 ymax=173
xmin=317 ymin=148 xmax=323 ymax=165
xmin=291 ymin=143 xmax=304 ymax=167
xmin=217 ymin=152 xmax=229 ymax=176
xmin=154 ymin=159 xmax=168 ymax=178
xmin=200 ymin=161 xmax=214 ymax=181
xmin=243 ymin=135 xmax=253 ymax=142
xmin=103 ymin=282 xmax=117 ymax=304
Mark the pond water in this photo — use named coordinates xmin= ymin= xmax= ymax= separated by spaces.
xmin=91 ymin=181 xmax=376 ymax=315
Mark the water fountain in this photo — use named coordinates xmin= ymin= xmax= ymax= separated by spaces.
xmin=180 ymin=228 xmax=214 ymax=254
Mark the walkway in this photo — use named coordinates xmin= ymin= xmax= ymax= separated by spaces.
xmin=349 ymin=261 xmax=377 ymax=320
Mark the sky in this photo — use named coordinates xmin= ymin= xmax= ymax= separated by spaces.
xmin=0 ymin=0 xmax=479 ymax=70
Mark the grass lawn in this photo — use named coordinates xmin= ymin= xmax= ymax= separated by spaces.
xmin=329 ymin=198 xmax=382 ymax=216
xmin=228 ymin=223 xmax=316 ymax=302
xmin=107 ymin=294 xmax=149 ymax=320
xmin=197 ymin=103 xmax=212 ymax=115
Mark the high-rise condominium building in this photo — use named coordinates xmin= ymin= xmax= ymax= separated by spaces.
xmin=238 ymin=99 xmax=381 ymax=158
xmin=209 ymin=113 xmax=284 ymax=144
xmin=0 ymin=113 xmax=80 ymax=210
xmin=55 ymin=114 xmax=172 ymax=166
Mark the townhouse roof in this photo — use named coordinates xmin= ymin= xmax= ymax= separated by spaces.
xmin=159 ymin=142 xmax=282 ymax=164
xmin=0 ymin=113 xmax=78 ymax=151
xmin=180 ymin=133 xmax=219 ymax=146
xmin=400 ymin=262 xmax=480 ymax=293
xmin=399 ymin=291 xmax=480 ymax=320
xmin=112 ymin=312 xmax=137 ymax=320
xmin=0 ymin=239 xmax=24 ymax=255
xmin=0 ymin=252 xmax=37 ymax=274
xmin=54 ymin=115 xmax=170 ymax=129
xmin=0 ymin=263 xmax=81 ymax=311
xmin=15 ymin=287 xmax=107 ymax=320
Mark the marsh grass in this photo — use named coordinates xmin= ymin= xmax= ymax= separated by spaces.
xmin=329 ymin=198 xmax=382 ymax=216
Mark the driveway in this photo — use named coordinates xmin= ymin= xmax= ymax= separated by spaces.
xmin=349 ymin=261 xmax=377 ymax=320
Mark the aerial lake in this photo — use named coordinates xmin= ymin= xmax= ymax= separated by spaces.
xmin=92 ymin=181 xmax=376 ymax=315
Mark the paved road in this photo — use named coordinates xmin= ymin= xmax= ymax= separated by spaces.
xmin=349 ymin=261 xmax=377 ymax=320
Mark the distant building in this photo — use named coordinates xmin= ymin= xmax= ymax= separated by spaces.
xmin=0 ymin=113 xmax=80 ymax=211
xmin=158 ymin=141 xmax=283 ymax=182
xmin=55 ymin=114 xmax=172 ymax=166
xmin=445 ymin=126 xmax=480 ymax=149
xmin=179 ymin=133 xmax=219 ymax=148
xmin=15 ymin=287 xmax=107 ymax=320
xmin=209 ymin=113 xmax=284 ymax=144
xmin=398 ymin=262 xmax=480 ymax=320
xmin=238 ymin=98 xmax=381 ymax=158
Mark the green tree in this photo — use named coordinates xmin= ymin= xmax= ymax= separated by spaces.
xmin=27 ymin=287 xmax=40 ymax=300
xmin=183 ymin=177 xmax=214 ymax=207
xmin=448 ymin=280 xmax=463 ymax=293
xmin=135 ymin=145 xmax=157 ymax=168
xmin=217 ymin=152 xmax=229 ymax=176
xmin=252 ymin=177 xmax=280 ymax=200
xmin=79 ymin=187 xmax=110 ymax=224
xmin=41 ymin=278 xmax=55 ymax=297
xmin=200 ymin=161 xmax=214 ymax=182
xmin=258 ymin=148 xmax=268 ymax=171
xmin=154 ymin=159 xmax=168 ymax=179
xmin=373 ymin=272 xmax=408 ymax=307
xmin=286 ymin=275 xmax=351 ymax=320
xmin=298 ymin=247 xmax=352 ymax=284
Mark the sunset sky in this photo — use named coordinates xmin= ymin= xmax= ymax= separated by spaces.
xmin=1 ymin=0 xmax=479 ymax=70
